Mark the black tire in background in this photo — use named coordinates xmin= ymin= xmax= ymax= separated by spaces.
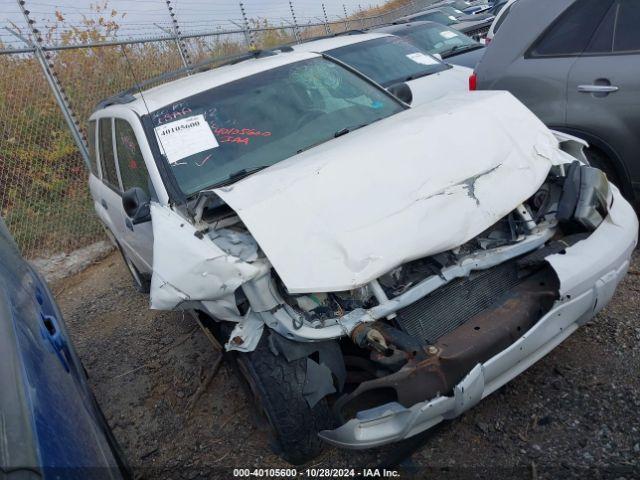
xmin=585 ymin=147 xmax=623 ymax=191
xmin=230 ymin=332 xmax=336 ymax=465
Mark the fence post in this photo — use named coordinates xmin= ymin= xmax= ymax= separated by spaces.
xmin=343 ymin=4 xmax=351 ymax=30
xmin=14 ymin=0 xmax=90 ymax=169
xmin=321 ymin=3 xmax=332 ymax=35
xmin=289 ymin=1 xmax=301 ymax=43
xmin=164 ymin=0 xmax=192 ymax=72
xmin=238 ymin=2 xmax=257 ymax=50
xmin=358 ymin=4 xmax=366 ymax=29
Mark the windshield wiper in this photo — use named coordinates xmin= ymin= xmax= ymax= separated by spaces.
xmin=334 ymin=122 xmax=371 ymax=138
xmin=295 ymin=123 xmax=369 ymax=154
xmin=441 ymin=44 xmax=482 ymax=57
xmin=403 ymin=70 xmax=437 ymax=82
xmin=296 ymin=118 xmax=385 ymax=155
xmin=206 ymin=165 xmax=270 ymax=189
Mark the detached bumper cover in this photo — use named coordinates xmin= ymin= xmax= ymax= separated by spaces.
xmin=319 ymin=187 xmax=638 ymax=449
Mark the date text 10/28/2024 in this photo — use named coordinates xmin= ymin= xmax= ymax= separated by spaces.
xmin=233 ymin=469 xmax=400 ymax=478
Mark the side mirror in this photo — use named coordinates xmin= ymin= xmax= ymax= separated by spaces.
xmin=122 ymin=187 xmax=151 ymax=225
xmin=387 ymin=82 xmax=413 ymax=105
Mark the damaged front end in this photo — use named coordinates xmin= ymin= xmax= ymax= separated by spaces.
xmin=148 ymin=126 xmax=636 ymax=449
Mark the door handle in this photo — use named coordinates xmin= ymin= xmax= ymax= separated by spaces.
xmin=101 ymin=199 xmax=108 ymax=210
xmin=578 ymin=84 xmax=619 ymax=93
xmin=40 ymin=313 xmax=70 ymax=372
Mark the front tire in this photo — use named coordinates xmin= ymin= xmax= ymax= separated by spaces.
xmin=233 ymin=333 xmax=335 ymax=465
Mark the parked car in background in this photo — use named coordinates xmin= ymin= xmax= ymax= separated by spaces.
xmin=475 ymin=0 xmax=640 ymax=204
xmin=0 ymin=217 xmax=129 ymax=478
xmin=485 ymin=0 xmax=518 ymax=44
xmin=288 ymin=33 xmax=472 ymax=105
xmin=397 ymin=7 xmax=494 ymax=40
xmin=88 ymin=46 xmax=637 ymax=465
xmin=432 ymin=4 xmax=494 ymax=22
xmin=447 ymin=0 xmax=493 ymax=15
xmin=486 ymin=0 xmax=512 ymax=17
xmin=374 ymin=21 xmax=486 ymax=69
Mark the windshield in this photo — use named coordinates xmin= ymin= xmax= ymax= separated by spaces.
xmin=326 ymin=36 xmax=448 ymax=87
xmin=399 ymin=24 xmax=479 ymax=56
xmin=413 ymin=11 xmax=459 ymax=26
xmin=148 ymin=57 xmax=403 ymax=195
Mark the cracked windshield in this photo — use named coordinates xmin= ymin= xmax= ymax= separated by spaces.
xmin=150 ymin=57 xmax=403 ymax=195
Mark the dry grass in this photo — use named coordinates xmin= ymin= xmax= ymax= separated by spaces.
xmin=0 ymin=0 xmax=419 ymax=257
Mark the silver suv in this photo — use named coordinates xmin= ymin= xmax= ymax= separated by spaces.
xmin=475 ymin=0 xmax=640 ymax=204
xmin=87 ymin=49 xmax=637 ymax=464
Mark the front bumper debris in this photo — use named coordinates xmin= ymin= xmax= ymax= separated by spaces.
xmin=319 ymin=187 xmax=638 ymax=449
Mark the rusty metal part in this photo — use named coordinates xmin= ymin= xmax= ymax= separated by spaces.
xmin=351 ymin=323 xmax=392 ymax=354
xmin=370 ymin=348 xmax=408 ymax=368
xmin=369 ymin=321 xmax=426 ymax=356
xmin=335 ymin=267 xmax=559 ymax=420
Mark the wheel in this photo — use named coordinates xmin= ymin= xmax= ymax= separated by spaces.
xmin=117 ymin=243 xmax=150 ymax=293
xmin=231 ymin=332 xmax=335 ymax=465
xmin=585 ymin=147 xmax=622 ymax=189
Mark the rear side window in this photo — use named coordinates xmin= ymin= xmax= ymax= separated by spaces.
xmin=585 ymin=0 xmax=640 ymax=54
xmin=530 ymin=0 xmax=614 ymax=57
xmin=87 ymin=120 xmax=98 ymax=176
xmin=98 ymin=118 xmax=120 ymax=189
xmin=114 ymin=119 xmax=150 ymax=196
xmin=585 ymin=3 xmax=616 ymax=54
xmin=613 ymin=0 xmax=640 ymax=52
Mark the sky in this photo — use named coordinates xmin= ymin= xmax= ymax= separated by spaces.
xmin=1 ymin=0 xmax=384 ymax=47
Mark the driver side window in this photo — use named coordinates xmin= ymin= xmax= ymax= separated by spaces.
xmin=114 ymin=118 xmax=151 ymax=197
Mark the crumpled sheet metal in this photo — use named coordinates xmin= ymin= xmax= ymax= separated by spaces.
xmin=546 ymin=184 xmax=639 ymax=297
xmin=215 ymin=91 xmax=559 ymax=294
xmin=149 ymin=204 xmax=269 ymax=311
xmin=225 ymin=313 xmax=264 ymax=352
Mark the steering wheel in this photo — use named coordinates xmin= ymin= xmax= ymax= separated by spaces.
xmin=295 ymin=109 xmax=324 ymax=131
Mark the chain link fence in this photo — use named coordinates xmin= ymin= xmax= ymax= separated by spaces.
xmin=0 ymin=0 xmax=436 ymax=260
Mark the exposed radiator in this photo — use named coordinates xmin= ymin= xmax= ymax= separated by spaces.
xmin=396 ymin=261 xmax=525 ymax=344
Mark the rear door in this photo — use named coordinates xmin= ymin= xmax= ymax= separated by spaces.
xmin=113 ymin=117 xmax=154 ymax=271
xmin=566 ymin=0 xmax=640 ymax=187
xmin=95 ymin=117 xmax=127 ymax=243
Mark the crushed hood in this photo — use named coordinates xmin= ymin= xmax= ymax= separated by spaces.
xmin=214 ymin=91 xmax=560 ymax=294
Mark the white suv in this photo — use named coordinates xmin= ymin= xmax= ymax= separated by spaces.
xmin=87 ymin=49 xmax=637 ymax=464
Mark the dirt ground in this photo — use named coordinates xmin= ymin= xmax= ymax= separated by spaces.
xmin=53 ymin=250 xmax=640 ymax=479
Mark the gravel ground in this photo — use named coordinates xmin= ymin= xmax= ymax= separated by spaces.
xmin=52 ymin=250 xmax=640 ymax=479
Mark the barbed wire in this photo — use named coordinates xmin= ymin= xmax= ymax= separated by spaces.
xmin=1 ymin=0 xmax=419 ymax=52
xmin=0 ymin=0 xmax=434 ymax=258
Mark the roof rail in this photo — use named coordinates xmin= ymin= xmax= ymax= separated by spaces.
xmin=269 ymin=28 xmax=370 ymax=53
xmin=304 ymin=29 xmax=369 ymax=42
xmin=96 ymin=49 xmax=278 ymax=109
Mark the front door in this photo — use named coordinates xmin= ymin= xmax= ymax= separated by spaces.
xmin=113 ymin=117 xmax=154 ymax=272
